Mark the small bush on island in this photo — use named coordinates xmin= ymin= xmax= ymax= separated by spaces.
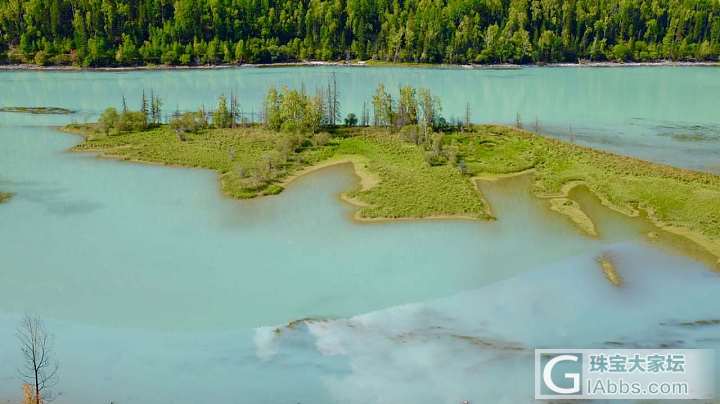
xmin=170 ymin=111 xmax=208 ymax=135
xmin=98 ymin=107 xmax=147 ymax=135
xmin=98 ymin=107 xmax=120 ymax=135
xmin=117 ymin=111 xmax=148 ymax=132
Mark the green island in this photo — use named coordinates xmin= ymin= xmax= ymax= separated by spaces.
xmin=0 ymin=106 xmax=74 ymax=114
xmin=62 ymin=83 xmax=720 ymax=266
xmin=0 ymin=192 xmax=11 ymax=203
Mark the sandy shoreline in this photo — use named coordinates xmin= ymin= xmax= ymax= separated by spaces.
xmin=1 ymin=60 xmax=718 ymax=72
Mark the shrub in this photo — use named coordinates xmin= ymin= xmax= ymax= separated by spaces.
xmin=312 ymin=132 xmax=331 ymax=147
xmin=425 ymin=150 xmax=448 ymax=166
xmin=170 ymin=111 xmax=206 ymax=134
xmin=98 ymin=107 xmax=120 ymax=134
xmin=34 ymin=51 xmax=50 ymax=66
xmin=116 ymin=111 xmax=147 ymax=132
xmin=611 ymin=43 xmax=633 ymax=62
xmin=400 ymin=125 xmax=421 ymax=144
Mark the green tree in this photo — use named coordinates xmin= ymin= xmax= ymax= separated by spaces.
xmin=397 ymin=86 xmax=418 ymax=127
xmin=371 ymin=83 xmax=393 ymax=127
xmin=115 ymin=34 xmax=139 ymax=65
xmin=213 ymin=95 xmax=233 ymax=128
xmin=99 ymin=107 xmax=120 ymax=134
xmin=0 ymin=0 xmax=717 ymax=67
xmin=344 ymin=113 xmax=358 ymax=127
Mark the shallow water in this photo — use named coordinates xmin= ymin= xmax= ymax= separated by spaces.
xmin=1 ymin=68 xmax=719 ymax=403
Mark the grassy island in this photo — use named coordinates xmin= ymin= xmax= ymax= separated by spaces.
xmin=0 ymin=192 xmax=12 ymax=203
xmin=63 ymin=124 xmax=490 ymax=220
xmin=0 ymin=106 xmax=74 ymax=114
xmin=62 ymin=122 xmax=720 ymax=262
xmin=62 ymin=83 xmax=720 ymax=266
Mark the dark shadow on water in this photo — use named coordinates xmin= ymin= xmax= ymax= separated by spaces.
xmin=8 ymin=183 xmax=105 ymax=216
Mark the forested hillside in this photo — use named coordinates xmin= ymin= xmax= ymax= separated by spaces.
xmin=1 ymin=0 xmax=719 ymax=67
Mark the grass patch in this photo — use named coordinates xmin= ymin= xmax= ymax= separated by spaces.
xmin=335 ymin=130 xmax=489 ymax=219
xmin=65 ymin=124 xmax=337 ymax=199
xmin=0 ymin=192 xmax=12 ymax=203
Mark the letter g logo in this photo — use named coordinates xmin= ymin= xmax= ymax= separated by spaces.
xmin=543 ymin=354 xmax=581 ymax=394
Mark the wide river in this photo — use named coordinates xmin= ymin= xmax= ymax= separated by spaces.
xmin=0 ymin=66 xmax=719 ymax=403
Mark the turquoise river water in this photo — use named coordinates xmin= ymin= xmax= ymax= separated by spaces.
xmin=0 ymin=66 xmax=719 ymax=403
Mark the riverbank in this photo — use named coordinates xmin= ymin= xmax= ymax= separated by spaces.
xmin=60 ymin=123 xmax=720 ymax=265
xmin=2 ymin=60 xmax=719 ymax=72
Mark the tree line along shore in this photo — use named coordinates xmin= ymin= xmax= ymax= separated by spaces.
xmin=2 ymin=0 xmax=720 ymax=68
xmin=60 ymin=82 xmax=720 ymax=268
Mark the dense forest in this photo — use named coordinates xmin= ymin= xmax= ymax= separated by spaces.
xmin=1 ymin=0 xmax=719 ymax=66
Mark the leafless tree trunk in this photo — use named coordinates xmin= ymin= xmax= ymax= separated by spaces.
xmin=464 ymin=102 xmax=471 ymax=131
xmin=332 ymin=72 xmax=341 ymax=126
xmin=17 ymin=315 xmax=58 ymax=404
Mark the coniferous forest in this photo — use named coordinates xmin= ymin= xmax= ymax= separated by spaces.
xmin=1 ymin=0 xmax=719 ymax=67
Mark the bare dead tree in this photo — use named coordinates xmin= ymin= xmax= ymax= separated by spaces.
xmin=361 ymin=101 xmax=369 ymax=126
xmin=464 ymin=102 xmax=471 ymax=131
xmin=17 ymin=315 xmax=58 ymax=404
xmin=331 ymin=72 xmax=341 ymax=125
